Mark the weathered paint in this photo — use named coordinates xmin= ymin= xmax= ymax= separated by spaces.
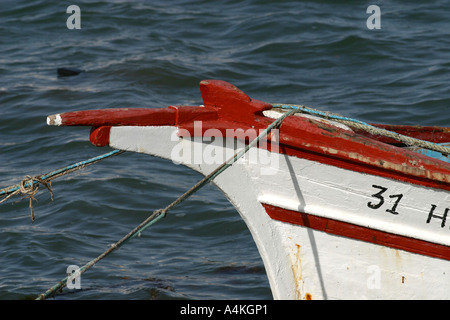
xmin=89 ymin=126 xmax=111 ymax=147
xmin=47 ymin=108 xmax=177 ymax=127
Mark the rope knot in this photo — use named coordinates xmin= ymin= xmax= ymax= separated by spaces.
xmin=17 ymin=176 xmax=54 ymax=223
xmin=1 ymin=150 xmax=124 ymax=224
xmin=155 ymin=208 xmax=168 ymax=218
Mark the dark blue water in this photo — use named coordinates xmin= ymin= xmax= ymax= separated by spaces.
xmin=0 ymin=0 xmax=449 ymax=300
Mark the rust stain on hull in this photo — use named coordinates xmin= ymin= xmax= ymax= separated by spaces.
xmin=290 ymin=243 xmax=311 ymax=300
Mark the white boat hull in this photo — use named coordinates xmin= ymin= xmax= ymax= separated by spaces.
xmin=109 ymin=125 xmax=450 ymax=300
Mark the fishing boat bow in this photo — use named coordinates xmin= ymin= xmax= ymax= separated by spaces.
xmin=47 ymin=80 xmax=450 ymax=299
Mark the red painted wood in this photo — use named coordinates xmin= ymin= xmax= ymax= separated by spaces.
xmin=196 ymin=80 xmax=450 ymax=189
xmin=53 ymin=80 xmax=450 ymax=190
xmin=90 ymin=126 xmax=111 ymax=147
xmin=56 ymin=108 xmax=177 ymax=126
xmin=199 ymin=80 xmax=272 ymax=123
xmin=168 ymin=105 xmax=218 ymax=124
xmin=175 ymin=117 xmax=450 ymax=190
xmin=262 ymin=203 xmax=450 ymax=261
xmin=56 ymin=106 xmax=219 ymax=127
xmin=275 ymin=116 xmax=450 ymax=190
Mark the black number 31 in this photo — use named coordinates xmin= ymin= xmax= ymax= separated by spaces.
xmin=367 ymin=185 xmax=403 ymax=215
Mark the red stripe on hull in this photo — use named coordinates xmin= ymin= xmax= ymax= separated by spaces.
xmin=262 ymin=203 xmax=450 ymax=261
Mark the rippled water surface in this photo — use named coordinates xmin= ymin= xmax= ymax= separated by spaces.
xmin=0 ymin=0 xmax=449 ymax=300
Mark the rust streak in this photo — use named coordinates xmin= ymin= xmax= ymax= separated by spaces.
xmin=290 ymin=243 xmax=303 ymax=300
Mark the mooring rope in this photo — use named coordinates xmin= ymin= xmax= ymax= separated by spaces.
xmin=0 ymin=149 xmax=125 ymax=222
xmin=271 ymin=103 xmax=450 ymax=156
xmin=35 ymin=108 xmax=298 ymax=300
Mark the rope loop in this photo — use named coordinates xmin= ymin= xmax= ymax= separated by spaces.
xmin=22 ymin=175 xmax=55 ymax=223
